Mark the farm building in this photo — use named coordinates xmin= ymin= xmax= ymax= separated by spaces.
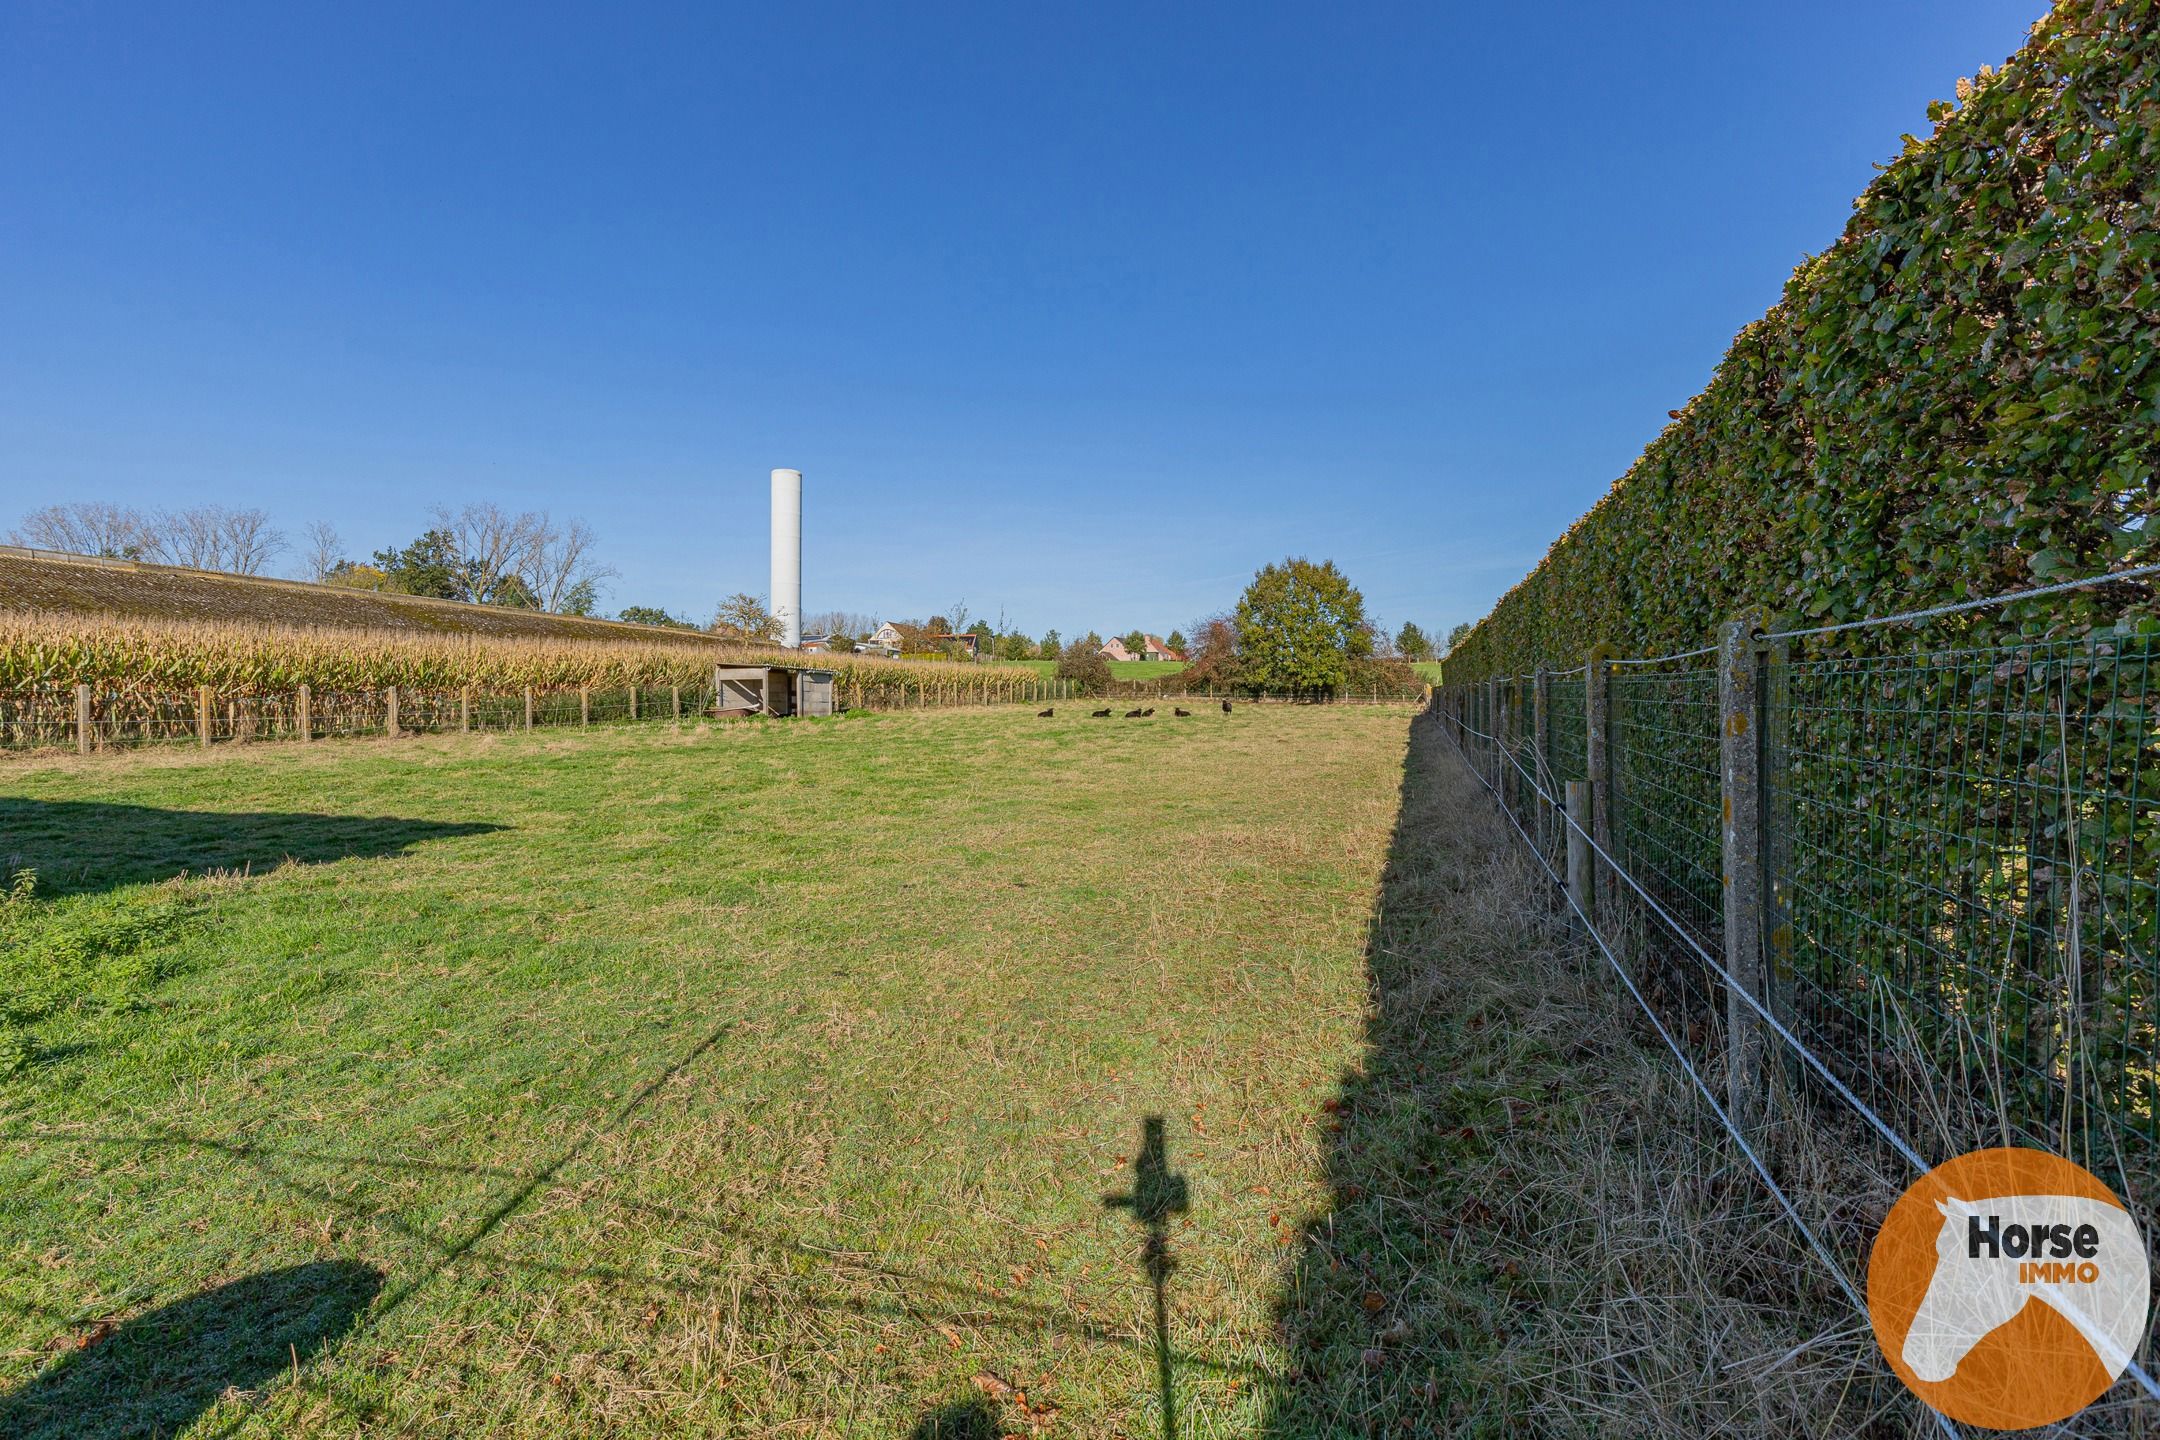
xmin=1141 ymin=634 xmax=1185 ymax=662
xmin=1098 ymin=638 xmax=1135 ymax=662
xmin=712 ymin=665 xmax=836 ymax=717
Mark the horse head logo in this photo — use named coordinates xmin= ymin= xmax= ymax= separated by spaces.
xmin=1901 ymin=1193 xmax=2145 ymax=1385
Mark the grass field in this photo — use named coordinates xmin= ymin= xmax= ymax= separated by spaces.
xmin=1009 ymin=659 xmax=1443 ymax=685
xmin=1 ymin=706 xmax=1423 ymax=1437
xmin=1008 ymin=658 xmax=1190 ymax=681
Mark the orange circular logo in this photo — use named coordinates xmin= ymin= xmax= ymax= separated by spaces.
xmin=1868 ymin=1147 xmax=2150 ymax=1429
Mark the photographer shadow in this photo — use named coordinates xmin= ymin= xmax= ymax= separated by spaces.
xmin=0 ymin=1260 xmax=383 ymax=1440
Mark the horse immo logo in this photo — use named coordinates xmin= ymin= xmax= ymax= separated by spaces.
xmin=1869 ymin=1147 xmax=2151 ymax=1429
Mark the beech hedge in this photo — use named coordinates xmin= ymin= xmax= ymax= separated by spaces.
xmin=1448 ymin=0 xmax=2160 ymax=680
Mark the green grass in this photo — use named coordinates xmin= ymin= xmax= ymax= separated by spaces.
xmin=1007 ymin=658 xmax=1189 ymax=680
xmin=1412 ymin=662 xmax=1444 ymax=683
xmin=0 ymin=707 xmax=1418 ymax=1437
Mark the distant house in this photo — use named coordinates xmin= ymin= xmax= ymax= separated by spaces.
xmin=1141 ymin=634 xmax=1185 ymax=663
xmin=799 ymin=634 xmax=832 ymax=654
xmin=930 ymin=632 xmax=981 ymax=658
xmin=1099 ymin=638 xmax=1135 ymax=663
xmin=855 ymin=622 xmax=904 ymax=656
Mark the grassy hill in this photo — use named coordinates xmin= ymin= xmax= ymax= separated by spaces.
xmin=1010 ymin=658 xmax=1188 ymax=680
xmin=0 ymin=548 xmax=737 ymax=646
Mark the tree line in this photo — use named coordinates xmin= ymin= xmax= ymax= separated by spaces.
xmin=11 ymin=499 xmax=614 ymax=619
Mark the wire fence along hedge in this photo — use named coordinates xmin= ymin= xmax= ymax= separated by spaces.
xmin=1445 ymin=623 xmax=2160 ymax=1231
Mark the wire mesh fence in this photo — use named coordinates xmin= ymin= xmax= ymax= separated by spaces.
xmin=1777 ymin=634 xmax=2160 ymax=1202
xmin=1443 ymin=624 xmax=2160 ymax=1237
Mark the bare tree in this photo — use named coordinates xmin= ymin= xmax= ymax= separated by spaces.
xmin=521 ymin=513 xmax=616 ymax=613
xmin=301 ymin=520 xmax=344 ymax=583
xmin=802 ymin=610 xmax=880 ymax=638
xmin=431 ymin=502 xmax=543 ymax=605
xmin=8 ymin=501 xmax=161 ymax=559
xmin=711 ymin=592 xmax=782 ymax=641
xmin=156 ymin=506 xmax=287 ymax=574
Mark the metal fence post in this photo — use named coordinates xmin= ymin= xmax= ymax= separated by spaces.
xmin=1584 ymin=643 xmax=1615 ymax=924
xmin=1718 ymin=617 xmax=1768 ymax=1135
xmin=75 ymin=682 xmax=92 ymax=755
xmin=298 ymin=683 xmax=312 ymax=743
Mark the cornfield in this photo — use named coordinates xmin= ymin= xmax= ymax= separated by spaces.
xmin=0 ymin=611 xmax=1062 ymax=751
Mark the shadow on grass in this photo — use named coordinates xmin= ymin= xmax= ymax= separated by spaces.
xmin=0 ymin=1260 xmax=383 ymax=1440
xmin=0 ymin=798 xmax=502 ymax=897
xmin=23 ymin=1124 xmax=1269 ymax=1388
xmin=1258 ymin=707 xmax=1502 ymax=1434
xmin=906 ymin=1396 xmax=1001 ymax=1438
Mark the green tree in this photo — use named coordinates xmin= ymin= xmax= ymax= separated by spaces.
xmin=1232 ymin=558 xmax=1372 ymax=690
xmin=1395 ymin=621 xmax=1432 ymax=661
xmin=997 ymin=631 xmax=1033 ymax=661
xmin=372 ymin=530 xmax=462 ymax=600
xmin=1445 ymin=622 xmax=1472 ymax=654
xmin=324 ymin=560 xmax=389 ymax=591
xmin=1055 ymin=642 xmax=1110 ymax=695
xmin=1165 ymin=630 xmax=1186 ymax=656
xmin=619 ymin=605 xmax=690 ymax=628
xmin=712 ymin=592 xmax=782 ymax=641
xmin=490 ymin=573 xmax=542 ymax=609
xmin=558 ymin=577 xmax=599 ymax=616
xmin=1119 ymin=629 xmax=1147 ymax=656
xmin=1038 ymin=630 xmax=1061 ymax=660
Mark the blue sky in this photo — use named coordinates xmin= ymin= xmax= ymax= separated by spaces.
xmin=1 ymin=1 xmax=2044 ymax=640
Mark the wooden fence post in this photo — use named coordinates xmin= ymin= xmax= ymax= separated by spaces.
xmin=461 ymin=686 xmax=472 ymax=733
xmin=1566 ymin=780 xmax=1591 ymax=922
xmin=1584 ymin=643 xmax=1616 ymax=925
xmin=298 ymin=683 xmax=312 ymax=743
xmin=386 ymin=685 xmax=400 ymax=739
xmin=580 ymin=687 xmax=590 ymax=728
xmin=198 ymin=685 xmax=213 ymax=747
xmin=1718 ymin=616 xmax=1768 ymax=1136
xmin=1532 ymin=667 xmax=1551 ymax=854
xmin=524 ymin=686 xmax=534 ymax=731
xmin=671 ymin=685 xmax=681 ymax=720
xmin=629 ymin=687 xmax=639 ymax=722
xmin=76 ymin=682 xmax=92 ymax=755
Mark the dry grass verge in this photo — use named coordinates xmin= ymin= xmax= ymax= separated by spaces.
xmin=1262 ymin=712 xmax=1971 ymax=1438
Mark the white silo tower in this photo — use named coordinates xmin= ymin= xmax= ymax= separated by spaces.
xmin=770 ymin=468 xmax=802 ymax=649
